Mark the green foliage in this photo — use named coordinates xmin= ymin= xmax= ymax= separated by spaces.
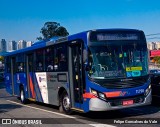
xmin=37 ymin=22 xmax=69 ymax=40
xmin=36 ymin=36 xmax=43 ymax=41
xmin=153 ymin=56 xmax=160 ymax=64
xmin=0 ymin=56 xmax=4 ymax=62
xmin=153 ymin=56 xmax=160 ymax=67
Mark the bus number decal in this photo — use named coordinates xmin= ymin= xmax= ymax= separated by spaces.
xmin=136 ymin=89 xmax=144 ymax=94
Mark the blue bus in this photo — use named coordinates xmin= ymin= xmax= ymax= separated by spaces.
xmin=5 ymin=29 xmax=151 ymax=114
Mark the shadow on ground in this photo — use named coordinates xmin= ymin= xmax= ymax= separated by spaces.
xmin=70 ymin=104 xmax=160 ymax=124
xmin=0 ymin=104 xmax=22 ymax=114
xmin=0 ymin=81 xmax=5 ymax=89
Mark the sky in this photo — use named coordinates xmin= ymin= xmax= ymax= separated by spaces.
xmin=0 ymin=0 xmax=160 ymax=42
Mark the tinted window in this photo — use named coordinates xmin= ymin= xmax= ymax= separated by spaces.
xmin=45 ymin=47 xmax=54 ymax=71
xmin=5 ymin=57 xmax=11 ymax=73
xmin=16 ymin=54 xmax=25 ymax=73
xmin=54 ymin=44 xmax=67 ymax=71
xmin=35 ymin=49 xmax=44 ymax=72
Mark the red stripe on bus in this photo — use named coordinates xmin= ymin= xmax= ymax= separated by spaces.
xmin=83 ymin=93 xmax=96 ymax=98
xmin=104 ymin=91 xmax=121 ymax=98
xmin=29 ymin=75 xmax=35 ymax=98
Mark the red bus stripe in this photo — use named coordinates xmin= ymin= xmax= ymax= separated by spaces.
xmin=104 ymin=91 xmax=121 ymax=98
xmin=83 ymin=93 xmax=96 ymax=98
xmin=29 ymin=75 xmax=35 ymax=98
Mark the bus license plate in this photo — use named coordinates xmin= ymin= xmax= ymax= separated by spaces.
xmin=123 ymin=100 xmax=133 ymax=106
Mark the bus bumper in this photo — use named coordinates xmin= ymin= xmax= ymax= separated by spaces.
xmin=89 ymin=90 xmax=152 ymax=111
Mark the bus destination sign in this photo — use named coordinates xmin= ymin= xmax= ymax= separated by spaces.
xmin=97 ymin=33 xmax=139 ymax=41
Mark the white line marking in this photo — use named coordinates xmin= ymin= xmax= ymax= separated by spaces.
xmin=89 ymin=124 xmax=116 ymax=127
xmin=6 ymin=100 xmax=75 ymax=118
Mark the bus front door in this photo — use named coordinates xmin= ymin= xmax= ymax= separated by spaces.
xmin=69 ymin=42 xmax=83 ymax=111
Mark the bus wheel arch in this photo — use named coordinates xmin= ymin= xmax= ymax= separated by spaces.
xmin=58 ymin=87 xmax=72 ymax=114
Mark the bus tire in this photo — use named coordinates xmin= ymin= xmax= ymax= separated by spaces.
xmin=20 ymin=87 xmax=27 ymax=104
xmin=60 ymin=91 xmax=72 ymax=114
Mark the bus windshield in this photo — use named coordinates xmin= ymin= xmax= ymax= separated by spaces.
xmin=88 ymin=41 xmax=148 ymax=79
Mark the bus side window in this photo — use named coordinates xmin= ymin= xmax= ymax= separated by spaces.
xmin=16 ymin=54 xmax=25 ymax=73
xmin=37 ymin=62 xmax=43 ymax=71
xmin=5 ymin=57 xmax=11 ymax=73
xmin=54 ymin=44 xmax=68 ymax=71
xmin=17 ymin=62 xmax=24 ymax=72
xmin=59 ymin=53 xmax=67 ymax=71
xmin=45 ymin=47 xmax=54 ymax=72
xmin=35 ymin=49 xmax=44 ymax=72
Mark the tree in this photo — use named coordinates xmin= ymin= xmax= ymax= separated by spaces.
xmin=36 ymin=36 xmax=43 ymax=41
xmin=37 ymin=22 xmax=69 ymax=40
xmin=0 ymin=56 xmax=4 ymax=62
xmin=153 ymin=56 xmax=160 ymax=67
xmin=153 ymin=56 xmax=160 ymax=64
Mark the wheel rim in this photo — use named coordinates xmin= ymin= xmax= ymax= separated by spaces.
xmin=62 ymin=95 xmax=70 ymax=111
xmin=21 ymin=90 xmax=24 ymax=101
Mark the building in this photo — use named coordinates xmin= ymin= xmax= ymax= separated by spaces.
xmin=156 ymin=42 xmax=160 ymax=50
xmin=0 ymin=39 xmax=7 ymax=52
xmin=17 ymin=40 xmax=26 ymax=49
xmin=148 ymin=42 xmax=160 ymax=59
xmin=26 ymin=41 xmax=33 ymax=47
xmin=8 ymin=40 xmax=17 ymax=52
xmin=149 ymin=50 xmax=160 ymax=69
xmin=147 ymin=42 xmax=160 ymax=50
xmin=147 ymin=42 xmax=152 ymax=50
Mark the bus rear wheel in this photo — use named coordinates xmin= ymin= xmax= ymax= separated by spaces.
xmin=20 ymin=87 xmax=27 ymax=104
xmin=60 ymin=91 xmax=72 ymax=114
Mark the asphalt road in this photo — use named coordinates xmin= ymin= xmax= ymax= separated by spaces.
xmin=1 ymin=82 xmax=160 ymax=127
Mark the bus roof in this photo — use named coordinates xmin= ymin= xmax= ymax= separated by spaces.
xmin=4 ymin=28 xmax=144 ymax=56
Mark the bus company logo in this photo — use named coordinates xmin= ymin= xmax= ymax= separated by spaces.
xmin=39 ymin=77 xmax=42 ymax=82
xmin=120 ymin=91 xmax=129 ymax=96
xmin=39 ymin=77 xmax=46 ymax=82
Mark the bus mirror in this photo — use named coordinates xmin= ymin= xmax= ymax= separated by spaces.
xmin=83 ymin=49 xmax=88 ymax=63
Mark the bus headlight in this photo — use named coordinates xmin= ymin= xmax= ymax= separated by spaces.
xmin=145 ymin=85 xmax=151 ymax=96
xmin=98 ymin=92 xmax=106 ymax=100
xmin=91 ymin=89 xmax=106 ymax=100
xmin=91 ymin=89 xmax=98 ymax=96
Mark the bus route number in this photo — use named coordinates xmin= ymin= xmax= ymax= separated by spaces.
xmin=136 ymin=89 xmax=144 ymax=94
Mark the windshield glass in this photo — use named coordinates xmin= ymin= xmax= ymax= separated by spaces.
xmin=88 ymin=41 xmax=148 ymax=79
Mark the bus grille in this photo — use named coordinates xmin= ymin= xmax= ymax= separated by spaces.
xmin=93 ymin=75 xmax=149 ymax=89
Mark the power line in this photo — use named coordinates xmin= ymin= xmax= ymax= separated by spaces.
xmin=147 ymin=37 xmax=160 ymax=40
xmin=146 ymin=33 xmax=160 ymax=36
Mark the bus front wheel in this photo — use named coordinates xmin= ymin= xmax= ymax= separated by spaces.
xmin=60 ymin=91 xmax=72 ymax=114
